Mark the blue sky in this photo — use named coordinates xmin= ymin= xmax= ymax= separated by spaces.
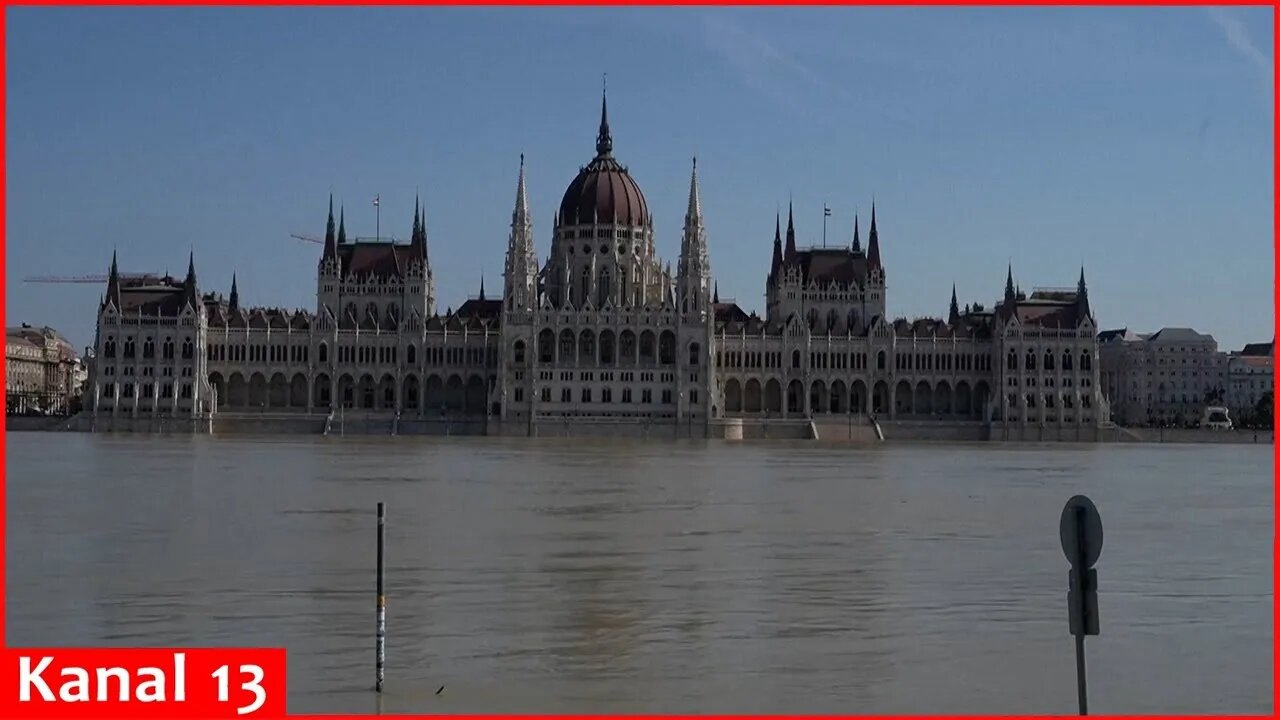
xmin=6 ymin=7 xmax=1274 ymax=351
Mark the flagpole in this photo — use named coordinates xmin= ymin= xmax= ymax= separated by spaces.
xmin=822 ymin=204 xmax=828 ymax=248
xmin=375 ymin=195 xmax=380 ymax=241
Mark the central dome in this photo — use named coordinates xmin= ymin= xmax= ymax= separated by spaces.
xmin=557 ymin=91 xmax=649 ymax=227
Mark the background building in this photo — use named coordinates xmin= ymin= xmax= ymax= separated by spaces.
xmin=6 ymin=324 xmax=84 ymax=415
xmin=1099 ymin=327 xmax=1225 ymax=427
xmin=1226 ymin=340 xmax=1273 ymax=425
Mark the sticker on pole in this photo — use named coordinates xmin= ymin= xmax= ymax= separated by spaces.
xmin=1059 ymin=495 xmax=1103 ymax=569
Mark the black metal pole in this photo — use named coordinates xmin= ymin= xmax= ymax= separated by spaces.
xmin=1074 ymin=633 xmax=1088 ymax=715
xmin=375 ymin=502 xmax=385 ymax=693
xmin=1074 ymin=506 xmax=1088 ymax=715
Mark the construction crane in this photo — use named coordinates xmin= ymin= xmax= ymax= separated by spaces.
xmin=291 ymin=233 xmax=400 ymax=244
xmin=24 ymin=272 xmax=155 ymax=284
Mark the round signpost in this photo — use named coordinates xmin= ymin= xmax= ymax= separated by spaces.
xmin=1060 ymin=495 xmax=1103 ymax=716
xmin=1060 ymin=495 xmax=1103 ymax=570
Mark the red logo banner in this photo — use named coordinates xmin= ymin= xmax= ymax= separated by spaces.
xmin=0 ymin=648 xmax=286 ymax=718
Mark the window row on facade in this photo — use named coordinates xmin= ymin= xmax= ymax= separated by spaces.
xmin=101 ymin=336 xmax=195 ymax=360
xmin=526 ymin=329 xmax=696 ymax=367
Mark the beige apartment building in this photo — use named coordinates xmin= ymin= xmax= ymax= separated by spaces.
xmin=1100 ymin=328 xmax=1273 ymax=426
xmin=5 ymin=324 xmax=84 ymax=415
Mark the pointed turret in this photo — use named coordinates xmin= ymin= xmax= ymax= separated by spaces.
xmin=504 ymin=154 xmax=538 ymax=313
xmin=867 ymin=202 xmax=881 ymax=268
xmin=713 ymin=282 xmax=720 ymax=304
xmin=337 ymin=206 xmax=347 ymax=245
xmin=416 ymin=204 xmax=427 ymax=260
xmin=183 ymin=251 xmax=198 ymax=307
xmin=479 ymin=275 xmax=486 ymax=301
xmin=677 ymin=156 xmax=712 ymax=313
xmin=1077 ymin=266 xmax=1092 ymax=322
xmin=595 ymin=79 xmax=612 ymax=157
xmin=948 ymin=284 xmax=960 ymax=326
xmin=685 ymin=157 xmax=702 ymax=225
xmin=1004 ymin=263 xmax=1015 ymax=303
xmin=513 ymin=153 xmax=531 ymax=228
xmin=104 ymin=249 xmax=121 ymax=309
xmin=412 ymin=195 xmax=421 ymax=242
xmin=784 ymin=202 xmax=797 ymax=261
xmin=770 ymin=213 xmax=783 ymax=283
xmin=229 ymin=273 xmax=240 ymax=312
xmin=323 ymin=194 xmax=336 ymax=258
xmin=851 ymin=214 xmax=861 ymax=253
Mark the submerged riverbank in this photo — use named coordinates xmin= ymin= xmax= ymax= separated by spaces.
xmin=7 ymin=412 xmax=1272 ymax=444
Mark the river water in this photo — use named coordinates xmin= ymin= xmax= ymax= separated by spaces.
xmin=4 ymin=433 xmax=1272 ymax=714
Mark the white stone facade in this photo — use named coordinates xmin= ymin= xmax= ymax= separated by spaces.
xmin=86 ymin=93 xmax=1109 ymax=434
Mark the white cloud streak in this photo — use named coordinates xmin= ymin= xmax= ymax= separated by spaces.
xmin=700 ymin=13 xmax=851 ymax=104
xmin=1206 ymin=7 xmax=1274 ymax=91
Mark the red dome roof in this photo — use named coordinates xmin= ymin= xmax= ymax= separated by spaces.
xmin=558 ymin=155 xmax=649 ymax=226
xmin=557 ymin=89 xmax=649 ymax=227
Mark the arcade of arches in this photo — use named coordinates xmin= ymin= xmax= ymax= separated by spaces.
xmin=720 ymin=376 xmax=991 ymax=419
xmin=207 ymin=371 xmax=492 ymax=416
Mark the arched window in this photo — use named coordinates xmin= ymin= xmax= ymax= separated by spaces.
xmin=580 ymin=267 xmax=590 ymax=306
xmin=142 ymin=337 xmax=155 ymax=359
xmin=792 ymin=349 xmax=802 ymax=369
xmin=123 ymin=337 xmax=136 ymax=359
xmin=1081 ymin=351 xmax=1092 ymax=371
xmin=877 ymin=350 xmax=886 ymax=370
xmin=1044 ymin=350 xmax=1055 ymax=371
xmin=1025 ymin=350 xmax=1036 ymax=371
xmin=162 ymin=337 xmax=175 ymax=360
xmin=319 ymin=343 xmax=328 ymax=363
xmin=688 ymin=342 xmax=700 ymax=367
xmin=407 ymin=345 xmax=416 ymax=364
xmin=104 ymin=337 xmax=117 ymax=358
xmin=1063 ymin=350 xmax=1073 ymax=371
xmin=513 ymin=340 xmax=525 ymax=364
xmin=366 ymin=302 xmax=379 ymax=325
xmin=599 ymin=269 xmax=611 ymax=307
xmin=1007 ymin=350 xmax=1017 ymax=370
xmin=181 ymin=340 xmax=193 ymax=360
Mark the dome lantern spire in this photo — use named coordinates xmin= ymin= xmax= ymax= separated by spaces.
xmin=596 ymin=74 xmax=612 ymax=157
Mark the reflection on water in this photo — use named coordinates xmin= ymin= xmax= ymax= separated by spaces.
xmin=5 ymin=434 xmax=1272 ymax=713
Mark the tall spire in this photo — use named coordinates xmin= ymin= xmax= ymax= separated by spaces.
xmin=713 ymin=281 xmax=720 ymax=304
xmin=685 ymin=156 xmax=702 ymax=226
xmin=337 ymin=206 xmax=346 ymax=245
xmin=229 ymin=273 xmax=240 ymax=312
xmin=183 ymin=250 xmax=198 ymax=306
xmin=479 ymin=275 xmax=486 ymax=301
xmin=595 ymin=76 xmax=612 ymax=157
xmin=412 ymin=195 xmax=421 ymax=242
xmin=678 ymin=156 xmax=711 ymax=312
xmin=1077 ymin=265 xmax=1091 ymax=321
xmin=513 ymin=153 xmax=530 ymax=228
xmin=770 ymin=213 xmax=783 ymax=282
xmin=784 ymin=201 xmax=797 ymax=261
xmin=948 ymin=283 xmax=960 ymax=326
xmin=323 ymin=194 xmax=337 ymax=258
xmin=104 ymin=249 xmax=121 ymax=309
xmin=867 ymin=201 xmax=881 ymax=268
xmin=851 ymin=213 xmax=861 ymax=253
xmin=418 ymin=203 xmax=429 ymax=260
xmin=505 ymin=154 xmax=537 ymax=312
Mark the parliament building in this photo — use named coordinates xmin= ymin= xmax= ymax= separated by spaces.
xmin=86 ymin=92 xmax=1110 ymax=439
